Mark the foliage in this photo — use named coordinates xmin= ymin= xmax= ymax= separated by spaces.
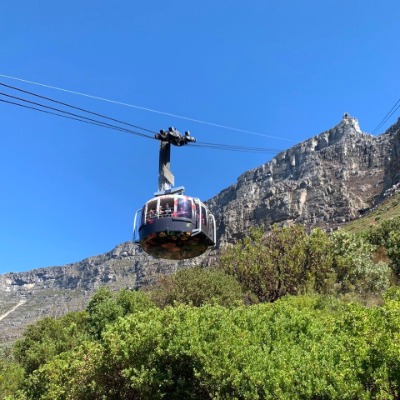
xmin=362 ymin=217 xmax=400 ymax=247
xmin=387 ymin=231 xmax=400 ymax=277
xmin=86 ymin=287 xmax=155 ymax=338
xmin=13 ymin=311 xmax=89 ymax=376
xmin=330 ymin=230 xmax=391 ymax=294
xmin=359 ymin=216 xmax=400 ymax=279
xmin=8 ymin=292 xmax=400 ymax=399
xmin=220 ymin=226 xmax=312 ymax=302
xmin=0 ymin=346 xmax=25 ymax=399
xmin=146 ymin=266 xmax=245 ymax=308
xmin=302 ymin=227 xmax=336 ymax=293
xmin=220 ymin=226 xmax=391 ymax=302
xmin=4 ymin=289 xmax=154 ymax=395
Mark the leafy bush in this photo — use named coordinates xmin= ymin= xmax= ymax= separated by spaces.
xmin=0 ymin=346 xmax=25 ymax=399
xmin=87 ymin=287 xmax=155 ymax=338
xmin=147 ymin=266 xmax=245 ymax=308
xmin=387 ymin=230 xmax=400 ymax=277
xmin=13 ymin=292 xmax=400 ymax=399
xmin=13 ymin=311 xmax=88 ymax=375
xmin=362 ymin=217 xmax=400 ymax=279
xmin=363 ymin=217 xmax=400 ymax=247
xmin=330 ymin=231 xmax=391 ymax=294
xmin=220 ymin=226 xmax=316 ymax=302
xmin=6 ymin=289 xmax=154 ymax=387
xmin=220 ymin=226 xmax=390 ymax=302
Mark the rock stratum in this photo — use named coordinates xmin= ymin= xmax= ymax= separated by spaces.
xmin=209 ymin=114 xmax=400 ymax=244
xmin=1 ymin=114 xmax=400 ymax=343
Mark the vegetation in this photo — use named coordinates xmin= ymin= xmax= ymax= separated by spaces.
xmin=1 ymin=292 xmax=400 ymax=399
xmin=145 ymin=266 xmax=246 ymax=307
xmin=361 ymin=217 xmax=400 ymax=279
xmin=0 ymin=347 xmax=24 ymax=399
xmin=219 ymin=226 xmax=391 ymax=302
xmin=1 ymin=218 xmax=400 ymax=399
xmin=343 ymin=193 xmax=400 ymax=234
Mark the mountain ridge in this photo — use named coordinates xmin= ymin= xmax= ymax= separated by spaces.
xmin=208 ymin=114 xmax=399 ymax=246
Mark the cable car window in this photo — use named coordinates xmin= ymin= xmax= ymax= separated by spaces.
xmin=141 ymin=207 xmax=146 ymax=225
xmin=201 ymin=206 xmax=207 ymax=226
xmin=146 ymin=200 xmax=158 ymax=221
xmin=195 ymin=202 xmax=200 ymax=223
xmin=159 ymin=198 xmax=173 ymax=217
xmin=177 ymin=198 xmax=192 ymax=218
xmin=209 ymin=215 xmax=214 ymax=240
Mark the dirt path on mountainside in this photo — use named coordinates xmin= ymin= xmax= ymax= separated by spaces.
xmin=0 ymin=299 xmax=27 ymax=321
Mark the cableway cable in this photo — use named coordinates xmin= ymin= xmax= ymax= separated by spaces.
xmin=0 ymin=98 xmax=156 ymax=139
xmin=192 ymin=142 xmax=280 ymax=153
xmin=0 ymin=82 xmax=156 ymax=135
xmin=0 ymin=73 xmax=296 ymax=142
xmin=372 ymin=97 xmax=400 ymax=134
xmin=0 ymin=87 xmax=282 ymax=154
xmin=0 ymin=93 xmax=156 ymax=140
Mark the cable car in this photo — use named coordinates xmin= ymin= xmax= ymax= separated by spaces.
xmin=133 ymin=128 xmax=216 ymax=260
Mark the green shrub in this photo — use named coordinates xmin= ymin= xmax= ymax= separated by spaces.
xmin=363 ymin=217 xmax=400 ymax=247
xmin=13 ymin=311 xmax=88 ymax=375
xmin=16 ymin=294 xmax=400 ymax=399
xmin=387 ymin=230 xmax=400 ymax=277
xmin=87 ymin=287 xmax=155 ymax=338
xmin=220 ymin=226 xmax=315 ymax=302
xmin=0 ymin=346 xmax=25 ymax=399
xmin=147 ymin=266 xmax=245 ymax=308
xmin=330 ymin=231 xmax=391 ymax=294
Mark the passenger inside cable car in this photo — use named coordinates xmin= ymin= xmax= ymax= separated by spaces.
xmin=177 ymin=198 xmax=192 ymax=218
xmin=132 ymin=128 xmax=215 ymax=260
xmin=134 ymin=194 xmax=216 ymax=260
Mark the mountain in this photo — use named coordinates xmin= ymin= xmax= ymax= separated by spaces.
xmin=1 ymin=114 xmax=400 ymax=344
xmin=209 ymin=114 xmax=400 ymax=245
xmin=0 ymin=244 xmax=203 ymax=344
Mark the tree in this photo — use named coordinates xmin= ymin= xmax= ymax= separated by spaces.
xmin=220 ymin=226 xmax=331 ymax=302
xmin=330 ymin=231 xmax=391 ymax=295
xmin=13 ymin=311 xmax=88 ymax=375
xmin=147 ymin=266 xmax=245 ymax=308
xmin=0 ymin=346 xmax=25 ymax=399
xmin=220 ymin=226 xmax=391 ymax=302
xmin=87 ymin=287 xmax=155 ymax=338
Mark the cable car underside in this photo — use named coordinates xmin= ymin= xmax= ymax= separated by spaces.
xmin=138 ymin=194 xmax=215 ymax=260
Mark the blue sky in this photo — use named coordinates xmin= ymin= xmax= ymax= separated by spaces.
xmin=1 ymin=1 xmax=399 ymax=273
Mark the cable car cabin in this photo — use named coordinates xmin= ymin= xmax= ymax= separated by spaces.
xmin=133 ymin=194 xmax=216 ymax=260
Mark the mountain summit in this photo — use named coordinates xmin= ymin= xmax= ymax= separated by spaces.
xmin=208 ymin=114 xmax=400 ymax=245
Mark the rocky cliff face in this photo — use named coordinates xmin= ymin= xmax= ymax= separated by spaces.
xmin=0 ymin=243 xmax=209 ymax=293
xmin=1 ymin=114 xmax=399 ymax=343
xmin=383 ymin=118 xmax=400 ymax=190
xmin=0 ymin=243 xmax=209 ymax=343
xmin=207 ymin=115 xmax=400 ymax=246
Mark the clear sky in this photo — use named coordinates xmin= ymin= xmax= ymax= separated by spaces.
xmin=1 ymin=1 xmax=399 ymax=274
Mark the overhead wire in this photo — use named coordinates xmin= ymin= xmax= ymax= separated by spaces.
xmin=191 ymin=141 xmax=280 ymax=153
xmin=0 ymin=98 xmax=155 ymax=139
xmin=0 ymin=91 xmax=155 ymax=140
xmin=0 ymin=73 xmax=296 ymax=142
xmin=0 ymin=82 xmax=156 ymax=135
xmin=0 ymin=82 xmax=283 ymax=154
xmin=372 ymin=97 xmax=400 ymax=134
